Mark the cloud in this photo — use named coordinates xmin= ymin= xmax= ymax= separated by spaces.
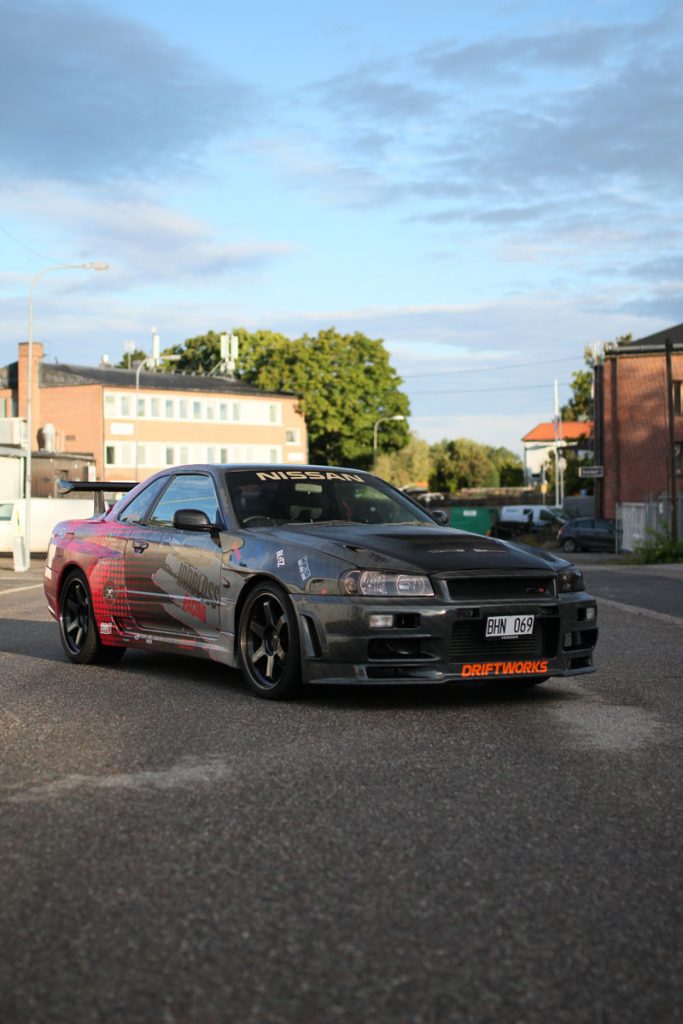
xmin=1 ymin=182 xmax=295 ymax=285
xmin=305 ymin=9 xmax=683 ymax=218
xmin=0 ymin=0 xmax=256 ymax=181
xmin=420 ymin=23 xmax=628 ymax=83
xmin=316 ymin=71 xmax=442 ymax=121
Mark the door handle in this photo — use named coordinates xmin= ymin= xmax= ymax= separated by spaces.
xmin=132 ymin=541 xmax=149 ymax=554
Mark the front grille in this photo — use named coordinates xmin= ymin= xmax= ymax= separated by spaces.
xmin=449 ymin=617 xmax=560 ymax=662
xmin=446 ymin=574 xmax=555 ymax=601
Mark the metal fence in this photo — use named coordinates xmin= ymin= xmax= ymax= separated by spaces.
xmin=617 ymin=497 xmax=683 ymax=551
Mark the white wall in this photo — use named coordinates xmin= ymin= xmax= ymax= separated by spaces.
xmin=0 ymin=456 xmax=24 ymax=498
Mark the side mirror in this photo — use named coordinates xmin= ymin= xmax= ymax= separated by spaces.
xmin=173 ymin=508 xmax=214 ymax=531
xmin=430 ymin=509 xmax=449 ymax=526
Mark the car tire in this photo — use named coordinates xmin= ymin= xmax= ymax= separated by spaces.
xmin=238 ymin=582 xmax=302 ymax=700
xmin=59 ymin=569 xmax=126 ymax=665
xmin=562 ymin=538 xmax=578 ymax=553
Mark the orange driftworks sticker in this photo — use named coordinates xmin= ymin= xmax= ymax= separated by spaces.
xmin=461 ymin=660 xmax=549 ymax=677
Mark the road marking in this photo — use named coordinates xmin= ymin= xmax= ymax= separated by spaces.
xmin=0 ymin=583 xmax=43 ymax=596
xmin=598 ymin=595 xmax=683 ymax=627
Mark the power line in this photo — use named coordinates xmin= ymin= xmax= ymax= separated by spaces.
xmin=0 ymin=223 xmax=61 ymax=264
xmin=402 ymin=354 xmax=584 ymax=379
xmin=409 ymin=382 xmax=570 ymax=396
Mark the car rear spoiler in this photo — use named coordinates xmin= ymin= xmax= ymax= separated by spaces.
xmin=57 ymin=479 xmax=138 ymax=515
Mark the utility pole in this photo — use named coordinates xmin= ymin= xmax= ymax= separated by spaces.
xmin=665 ymin=339 xmax=678 ymax=543
xmin=553 ymin=379 xmax=561 ymax=507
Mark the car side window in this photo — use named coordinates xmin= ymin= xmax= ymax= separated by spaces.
xmin=117 ymin=476 xmax=169 ymax=524
xmin=147 ymin=474 xmax=221 ymax=528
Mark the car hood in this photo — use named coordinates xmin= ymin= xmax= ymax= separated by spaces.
xmin=264 ymin=523 xmax=570 ymax=574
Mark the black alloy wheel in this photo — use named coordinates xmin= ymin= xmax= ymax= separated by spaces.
xmin=563 ymin=537 xmax=578 ymax=553
xmin=238 ymin=583 xmax=301 ymax=699
xmin=59 ymin=570 xmax=126 ymax=665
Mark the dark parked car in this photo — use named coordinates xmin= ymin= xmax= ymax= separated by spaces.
xmin=44 ymin=464 xmax=598 ymax=699
xmin=557 ymin=517 xmax=616 ymax=553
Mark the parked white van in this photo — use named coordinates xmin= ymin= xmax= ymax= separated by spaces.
xmin=0 ymin=497 xmax=96 ymax=553
xmin=499 ymin=505 xmax=568 ymax=529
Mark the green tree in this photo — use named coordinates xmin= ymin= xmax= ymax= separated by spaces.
xmin=429 ymin=438 xmax=497 ymax=492
xmin=561 ymin=369 xmax=593 ymax=422
xmin=374 ymin=434 xmax=431 ymax=487
xmin=485 ymin=446 xmax=524 ymax=487
xmin=239 ymin=328 xmax=409 ymax=467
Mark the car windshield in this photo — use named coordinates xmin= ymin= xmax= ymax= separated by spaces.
xmin=226 ymin=470 xmax=436 ymax=527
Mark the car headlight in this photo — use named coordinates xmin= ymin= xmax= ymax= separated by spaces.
xmin=557 ymin=568 xmax=585 ymax=593
xmin=340 ymin=570 xmax=434 ymax=597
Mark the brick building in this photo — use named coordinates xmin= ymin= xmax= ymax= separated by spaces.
xmin=595 ymin=325 xmax=683 ymax=521
xmin=0 ymin=342 xmax=308 ymax=484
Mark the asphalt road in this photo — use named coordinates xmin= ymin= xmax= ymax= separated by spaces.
xmin=0 ymin=562 xmax=681 ymax=1024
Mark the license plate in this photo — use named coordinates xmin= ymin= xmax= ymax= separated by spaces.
xmin=485 ymin=614 xmax=535 ymax=639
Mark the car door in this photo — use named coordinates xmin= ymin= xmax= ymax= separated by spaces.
xmin=593 ymin=519 xmax=615 ymax=551
xmin=123 ymin=472 xmax=223 ymax=645
xmin=574 ymin=518 xmax=594 ymax=548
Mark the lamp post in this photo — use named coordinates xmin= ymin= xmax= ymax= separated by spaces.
xmin=134 ymin=355 xmax=154 ymax=482
xmin=373 ymin=415 xmax=406 ymax=463
xmin=20 ymin=262 xmax=109 ymax=571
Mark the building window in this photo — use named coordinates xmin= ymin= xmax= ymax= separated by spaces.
xmin=166 ymin=446 xmax=175 ymax=466
xmin=165 ymin=399 xmax=174 ymax=417
xmin=219 ymin=403 xmax=228 ymax=421
xmin=232 ymin=402 xmax=240 ymax=422
xmin=269 ymin=403 xmax=279 ymax=423
xmin=220 ymin=447 xmax=228 ymax=463
xmin=206 ymin=404 xmax=215 ymax=421
xmin=207 ymin=447 xmax=216 ymax=463
xmin=137 ymin=397 xmax=145 ymax=417
xmin=105 ymin=445 xmax=115 ymax=465
xmin=675 ymin=443 xmax=682 ymax=477
xmin=674 ymin=382 xmax=682 ymax=416
xmin=179 ymin=400 xmax=188 ymax=419
xmin=285 ymin=428 xmax=299 ymax=444
xmin=270 ymin=449 xmax=278 ymax=462
xmin=120 ymin=396 xmax=130 ymax=416
xmin=137 ymin=445 xmax=146 ymax=466
xmin=179 ymin=447 xmax=189 ymax=463
xmin=193 ymin=401 xmax=202 ymax=420
xmin=104 ymin=394 xmax=115 ymax=417
xmin=150 ymin=398 xmax=160 ymax=417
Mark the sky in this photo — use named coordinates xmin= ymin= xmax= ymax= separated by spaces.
xmin=1 ymin=0 xmax=681 ymax=455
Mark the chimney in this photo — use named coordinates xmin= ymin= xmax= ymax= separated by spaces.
xmin=18 ymin=341 xmax=44 ymax=444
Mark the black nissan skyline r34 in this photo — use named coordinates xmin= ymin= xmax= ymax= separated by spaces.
xmin=44 ymin=464 xmax=598 ymax=699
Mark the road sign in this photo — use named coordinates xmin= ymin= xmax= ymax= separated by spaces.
xmin=579 ymin=466 xmax=604 ymax=478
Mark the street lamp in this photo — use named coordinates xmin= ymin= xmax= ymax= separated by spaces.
xmin=373 ymin=415 xmax=406 ymax=462
xmin=19 ymin=262 xmax=109 ymax=571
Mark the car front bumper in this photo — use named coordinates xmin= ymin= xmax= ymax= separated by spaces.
xmin=294 ymin=591 xmax=598 ymax=685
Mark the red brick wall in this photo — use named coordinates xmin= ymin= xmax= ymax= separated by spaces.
xmin=603 ymin=351 xmax=683 ymax=516
xmin=40 ymin=384 xmax=104 ymax=474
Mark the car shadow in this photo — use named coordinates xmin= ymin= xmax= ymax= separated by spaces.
xmin=1 ymin=618 xmax=586 ymax=710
